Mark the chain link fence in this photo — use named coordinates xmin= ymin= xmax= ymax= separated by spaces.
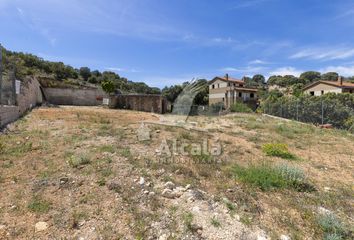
xmin=172 ymin=103 xmax=224 ymax=116
xmin=0 ymin=44 xmax=17 ymax=106
xmin=263 ymin=99 xmax=354 ymax=131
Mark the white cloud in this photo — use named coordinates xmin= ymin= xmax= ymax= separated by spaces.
xmin=334 ymin=9 xmax=354 ymax=20
xmin=231 ymin=0 xmax=272 ymax=9
xmin=106 ymin=67 xmax=140 ymax=73
xmin=139 ymin=75 xmax=203 ymax=88
xmin=269 ymin=67 xmax=303 ymax=77
xmin=290 ymin=47 xmax=354 ymax=60
xmin=320 ymin=65 xmax=354 ymax=76
xmin=15 ymin=5 xmax=57 ymax=46
xmin=249 ymin=59 xmax=269 ymax=65
xmin=220 ymin=66 xmax=266 ymax=74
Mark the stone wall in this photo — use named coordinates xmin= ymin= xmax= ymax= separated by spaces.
xmin=42 ymin=88 xmax=108 ymax=106
xmin=0 ymin=77 xmax=43 ymax=128
xmin=109 ymin=94 xmax=167 ymax=114
xmin=0 ymin=106 xmax=20 ymax=127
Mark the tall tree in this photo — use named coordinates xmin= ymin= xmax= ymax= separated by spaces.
xmin=321 ymin=72 xmax=339 ymax=81
xmin=79 ymin=67 xmax=91 ymax=81
xmin=299 ymin=71 xmax=321 ymax=84
xmin=252 ymin=74 xmax=266 ymax=86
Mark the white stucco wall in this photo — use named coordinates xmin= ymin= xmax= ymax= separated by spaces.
xmin=209 ymin=80 xmax=228 ymax=89
xmin=209 ymin=93 xmax=226 ymax=99
xmin=304 ymin=83 xmax=343 ymax=96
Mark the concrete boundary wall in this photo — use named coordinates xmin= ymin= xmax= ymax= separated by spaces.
xmin=109 ymin=94 xmax=167 ymax=114
xmin=0 ymin=77 xmax=43 ymax=128
xmin=0 ymin=106 xmax=20 ymax=127
xmin=43 ymin=88 xmax=108 ymax=106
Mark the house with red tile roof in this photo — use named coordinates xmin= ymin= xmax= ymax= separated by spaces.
xmin=208 ymin=74 xmax=259 ymax=108
xmin=303 ymin=77 xmax=354 ymax=96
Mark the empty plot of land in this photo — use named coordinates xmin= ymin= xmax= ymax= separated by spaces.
xmin=0 ymin=106 xmax=353 ymax=239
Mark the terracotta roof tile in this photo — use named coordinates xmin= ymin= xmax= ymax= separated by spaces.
xmin=303 ymin=80 xmax=354 ymax=90
xmin=216 ymin=76 xmax=244 ymax=83
xmin=321 ymin=80 xmax=354 ymax=88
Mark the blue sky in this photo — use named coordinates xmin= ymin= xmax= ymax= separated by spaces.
xmin=1 ymin=0 xmax=354 ymax=88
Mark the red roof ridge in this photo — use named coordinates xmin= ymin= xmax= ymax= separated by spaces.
xmin=303 ymin=80 xmax=354 ymax=90
xmin=215 ymin=76 xmax=244 ymax=83
xmin=320 ymin=80 xmax=354 ymax=87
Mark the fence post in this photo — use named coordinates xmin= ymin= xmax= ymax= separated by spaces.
xmin=321 ymin=100 xmax=324 ymax=125
xmin=280 ymin=102 xmax=283 ymax=117
xmin=0 ymin=44 xmax=2 ymax=105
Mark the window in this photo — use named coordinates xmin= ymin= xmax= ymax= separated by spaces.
xmin=310 ymin=91 xmax=315 ymax=96
xmin=321 ymin=90 xmax=324 ymax=95
xmin=239 ymin=84 xmax=244 ymax=87
xmin=239 ymin=92 xmax=242 ymax=97
xmin=222 ymin=97 xmax=225 ymax=102
xmin=233 ymin=83 xmax=236 ymax=87
xmin=250 ymin=93 xmax=254 ymax=98
xmin=212 ymin=84 xmax=215 ymax=89
xmin=350 ymin=90 xmax=353 ymax=93
xmin=218 ymin=84 xmax=220 ymax=88
xmin=228 ymin=82 xmax=230 ymax=87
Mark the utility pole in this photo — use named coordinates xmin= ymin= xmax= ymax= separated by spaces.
xmin=0 ymin=43 xmax=2 ymax=105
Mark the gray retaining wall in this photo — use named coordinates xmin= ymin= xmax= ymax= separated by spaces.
xmin=42 ymin=88 xmax=108 ymax=106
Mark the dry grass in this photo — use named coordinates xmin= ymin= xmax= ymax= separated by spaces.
xmin=0 ymin=107 xmax=353 ymax=239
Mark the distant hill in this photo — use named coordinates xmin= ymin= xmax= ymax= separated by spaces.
xmin=0 ymin=46 xmax=160 ymax=94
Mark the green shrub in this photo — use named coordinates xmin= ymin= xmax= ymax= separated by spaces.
xmin=277 ymin=164 xmax=305 ymax=183
xmin=318 ymin=213 xmax=345 ymax=236
xmin=0 ymin=141 xmax=5 ymax=154
xmin=68 ymin=154 xmax=91 ymax=168
xmin=211 ymin=217 xmax=221 ymax=227
xmin=233 ymin=163 xmax=309 ymax=191
xmin=230 ymin=102 xmax=253 ymax=113
xmin=28 ymin=196 xmax=51 ymax=213
xmin=262 ymin=143 xmax=296 ymax=160
xmin=233 ymin=164 xmax=287 ymax=190
xmin=183 ymin=212 xmax=194 ymax=231
xmin=323 ymin=233 xmax=343 ymax=240
xmin=223 ymin=198 xmax=236 ymax=212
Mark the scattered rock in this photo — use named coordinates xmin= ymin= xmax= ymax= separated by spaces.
xmin=324 ymin=187 xmax=331 ymax=192
xmin=190 ymin=223 xmax=203 ymax=232
xmin=158 ymin=234 xmax=168 ymax=240
xmin=185 ymin=184 xmax=191 ymax=190
xmin=144 ymin=190 xmax=150 ymax=195
xmin=0 ymin=225 xmax=5 ymax=230
xmin=149 ymin=191 xmax=156 ymax=196
xmin=156 ymin=130 xmax=161 ymax=133
xmin=175 ymin=186 xmax=186 ymax=192
xmin=107 ymin=181 xmax=122 ymax=193
xmin=190 ymin=122 xmax=198 ymax=127
xmin=139 ymin=177 xmax=145 ymax=186
xmin=280 ymin=235 xmax=291 ymax=240
xmin=317 ymin=206 xmax=331 ymax=215
xmin=35 ymin=222 xmax=48 ymax=232
xmin=59 ymin=177 xmax=69 ymax=185
xmin=161 ymin=189 xmax=176 ymax=199
xmin=32 ymin=179 xmax=49 ymax=191
xmin=257 ymin=234 xmax=269 ymax=240
xmin=188 ymin=189 xmax=205 ymax=201
xmin=164 ymin=181 xmax=175 ymax=190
